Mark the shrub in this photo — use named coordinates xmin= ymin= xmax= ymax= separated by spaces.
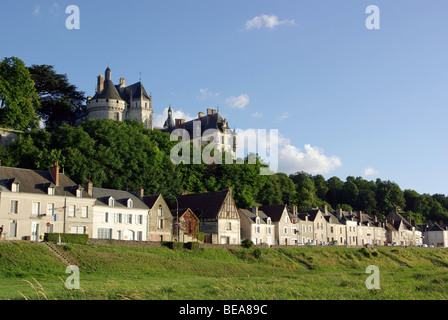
xmin=241 ymin=239 xmax=254 ymax=249
xmin=44 ymin=233 xmax=88 ymax=245
xmin=162 ymin=241 xmax=184 ymax=251
xmin=185 ymin=242 xmax=200 ymax=250
xmin=253 ymin=248 xmax=262 ymax=259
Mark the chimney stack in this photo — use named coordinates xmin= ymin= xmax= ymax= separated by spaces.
xmin=198 ymin=112 xmax=204 ymax=119
xmin=85 ymin=179 xmax=93 ymax=196
xmin=138 ymin=186 xmax=144 ymax=198
xmin=373 ymin=215 xmax=378 ymax=223
xmin=292 ymin=205 xmax=297 ymax=215
xmin=357 ymin=210 xmax=363 ymax=222
xmin=50 ymin=162 xmax=60 ymax=186
xmin=252 ymin=206 xmax=258 ymax=215
xmin=97 ymin=75 xmax=104 ymax=93
xmin=322 ymin=204 xmax=328 ymax=215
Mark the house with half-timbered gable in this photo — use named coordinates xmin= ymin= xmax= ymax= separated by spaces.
xmin=177 ymin=187 xmax=240 ymax=244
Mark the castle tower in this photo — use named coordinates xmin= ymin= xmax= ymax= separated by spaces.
xmin=86 ymin=67 xmax=126 ymax=121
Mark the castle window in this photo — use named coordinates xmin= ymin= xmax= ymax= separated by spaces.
xmin=114 ymin=112 xmax=120 ymax=121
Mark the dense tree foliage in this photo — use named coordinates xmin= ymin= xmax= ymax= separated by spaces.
xmin=28 ymin=64 xmax=85 ymax=129
xmin=0 ymin=57 xmax=40 ymax=130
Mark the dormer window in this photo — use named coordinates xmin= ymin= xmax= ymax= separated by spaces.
xmin=11 ymin=182 xmax=20 ymax=193
xmin=256 ymin=217 xmax=260 ymax=225
xmin=108 ymin=197 xmax=114 ymax=207
xmin=48 ymin=187 xmax=55 ymax=195
xmin=76 ymin=189 xmax=82 ymax=198
xmin=127 ymin=198 xmax=133 ymax=208
xmin=267 ymin=218 xmax=271 ymax=225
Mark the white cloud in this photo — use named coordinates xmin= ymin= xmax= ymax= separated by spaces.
xmin=196 ymin=88 xmax=219 ymax=101
xmin=153 ymin=107 xmax=194 ymax=128
xmin=245 ymin=14 xmax=296 ymax=30
xmin=235 ymin=129 xmax=342 ymax=175
xmin=225 ymin=94 xmax=250 ymax=109
xmin=276 ymin=112 xmax=290 ymax=122
xmin=251 ymin=111 xmax=263 ymax=118
xmin=363 ymin=166 xmax=379 ymax=176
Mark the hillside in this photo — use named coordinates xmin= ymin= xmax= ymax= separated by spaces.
xmin=1 ymin=241 xmax=447 ymax=300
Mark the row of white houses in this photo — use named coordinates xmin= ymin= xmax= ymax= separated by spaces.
xmin=0 ymin=163 xmax=445 ymax=247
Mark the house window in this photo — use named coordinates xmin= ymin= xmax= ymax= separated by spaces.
xmin=127 ymin=199 xmax=133 ymax=208
xmin=267 ymin=227 xmax=271 ymax=234
xmin=137 ymin=215 xmax=143 ymax=225
xmin=47 ymin=203 xmax=55 ymax=216
xmin=285 ymin=216 xmax=290 ymax=223
xmin=226 ymin=222 xmax=232 ymax=231
xmin=76 ymin=189 xmax=82 ymax=198
xmin=117 ymin=213 xmax=122 ymax=223
xmin=32 ymin=202 xmax=40 ymax=215
xmin=81 ymin=206 xmax=88 ymax=218
xmin=284 ymin=227 xmax=288 ymax=234
xmin=256 ymin=226 xmax=260 ymax=234
xmin=68 ymin=205 xmax=76 ymax=217
xmin=330 ymin=226 xmax=334 ymax=233
xmin=127 ymin=214 xmax=132 ymax=224
xmin=158 ymin=205 xmax=162 ymax=216
xmin=10 ymin=200 xmax=18 ymax=214
xmin=108 ymin=197 xmax=114 ymax=207
xmin=11 ymin=182 xmax=19 ymax=192
xmin=48 ymin=187 xmax=55 ymax=195
xmin=158 ymin=219 xmax=163 ymax=229
xmin=98 ymin=228 xmax=112 ymax=239
xmin=308 ymin=226 xmax=312 ymax=232
xmin=104 ymin=212 xmax=109 ymax=223
xmin=137 ymin=231 xmax=143 ymax=241
xmin=71 ymin=226 xmax=86 ymax=234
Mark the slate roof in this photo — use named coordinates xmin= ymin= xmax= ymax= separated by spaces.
xmin=0 ymin=166 xmax=92 ymax=198
xmin=92 ymin=79 xmax=124 ymax=101
xmin=92 ymin=187 xmax=148 ymax=210
xmin=239 ymin=208 xmax=269 ymax=224
xmin=161 ymin=112 xmax=231 ymax=135
xmin=428 ymin=224 xmax=447 ymax=232
xmin=142 ymin=194 xmax=162 ymax=209
xmin=177 ymin=188 xmax=231 ymax=219
xmin=115 ymin=81 xmax=151 ymax=102
xmin=258 ymin=205 xmax=288 ymax=222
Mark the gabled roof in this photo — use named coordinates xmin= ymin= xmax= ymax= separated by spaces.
xmin=258 ymin=205 xmax=288 ymax=222
xmin=178 ymin=188 xmax=232 ymax=219
xmin=142 ymin=194 xmax=162 ymax=209
xmin=92 ymin=187 xmax=148 ymax=209
xmin=387 ymin=207 xmax=413 ymax=230
xmin=428 ymin=224 xmax=446 ymax=232
xmin=0 ymin=166 xmax=92 ymax=198
xmin=238 ymin=208 xmax=269 ymax=224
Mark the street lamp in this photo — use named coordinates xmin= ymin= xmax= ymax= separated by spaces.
xmin=169 ymin=194 xmax=179 ymax=242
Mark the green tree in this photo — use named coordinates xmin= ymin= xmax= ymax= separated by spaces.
xmin=0 ymin=57 xmax=40 ymax=130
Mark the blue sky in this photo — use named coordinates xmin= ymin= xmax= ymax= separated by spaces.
xmin=1 ymin=0 xmax=447 ymax=195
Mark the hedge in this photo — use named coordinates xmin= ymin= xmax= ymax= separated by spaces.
xmin=162 ymin=241 xmax=184 ymax=250
xmin=44 ymin=233 xmax=89 ymax=245
xmin=185 ymin=241 xmax=200 ymax=250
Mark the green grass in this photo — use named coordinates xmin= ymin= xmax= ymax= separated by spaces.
xmin=1 ymin=241 xmax=448 ymax=300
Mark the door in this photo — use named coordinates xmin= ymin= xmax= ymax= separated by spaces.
xmin=31 ymin=221 xmax=39 ymax=241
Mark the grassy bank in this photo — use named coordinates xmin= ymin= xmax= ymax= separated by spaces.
xmin=0 ymin=241 xmax=447 ymax=300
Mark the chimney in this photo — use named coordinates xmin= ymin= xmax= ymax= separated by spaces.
xmin=336 ymin=207 xmax=343 ymax=219
xmin=373 ymin=215 xmax=378 ymax=223
xmin=410 ymin=219 xmax=415 ymax=227
xmin=252 ymin=206 xmax=258 ymax=215
xmin=292 ymin=205 xmax=297 ymax=215
xmin=440 ymin=220 xmax=444 ymax=227
xmin=138 ymin=186 xmax=144 ymax=198
xmin=198 ymin=112 xmax=204 ymax=119
xmin=85 ymin=180 xmax=93 ymax=196
xmin=357 ymin=211 xmax=363 ymax=222
xmin=97 ymin=75 xmax=104 ymax=93
xmin=119 ymin=77 xmax=126 ymax=88
xmin=50 ymin=162 xmax=60 ymax=186
xmin=322 ymin=204 xmax=328 ymax=214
